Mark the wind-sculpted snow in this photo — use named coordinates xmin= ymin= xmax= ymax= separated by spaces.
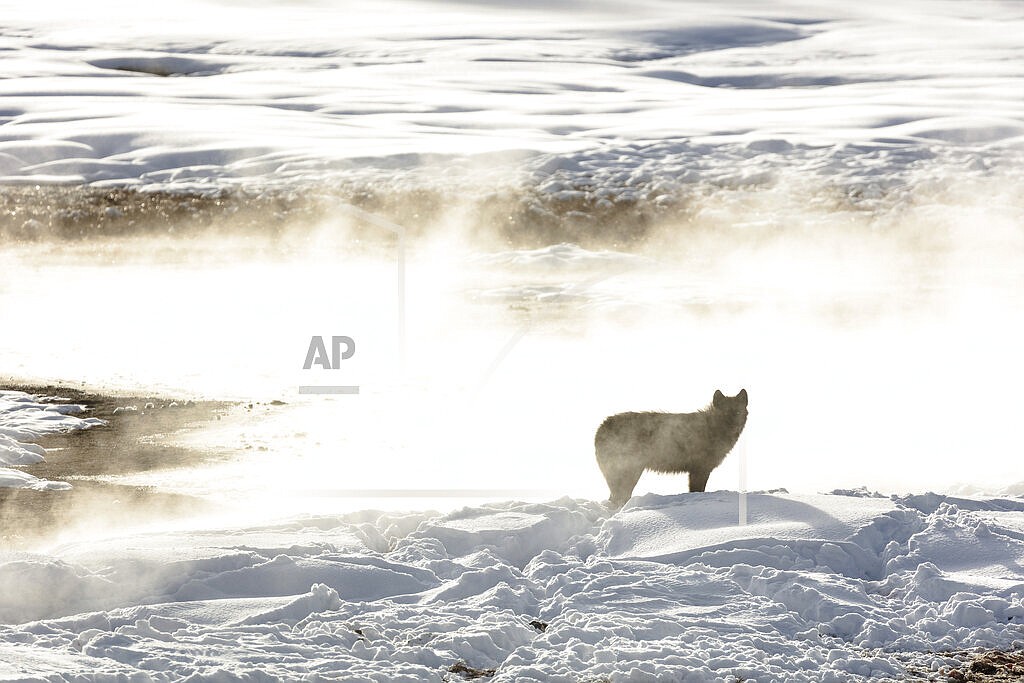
xmin=0 ymin=0 xmax=1021 ymax=199
xmin=3 ymin=492 xmax=1024 ymax=681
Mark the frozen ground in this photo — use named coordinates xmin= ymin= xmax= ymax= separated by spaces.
xmin=3 ymin=490 xmax=1024 ymax=681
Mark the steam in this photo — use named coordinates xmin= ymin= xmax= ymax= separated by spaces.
xmin=2 ymin=166 xmax=1023 ymax=546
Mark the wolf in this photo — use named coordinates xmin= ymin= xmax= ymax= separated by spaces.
xmin=595 ymin=389 xmax=748 ymax=508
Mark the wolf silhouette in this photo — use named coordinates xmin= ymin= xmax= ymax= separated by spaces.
xmin=595 ymin=389 xmax=748 ymax=508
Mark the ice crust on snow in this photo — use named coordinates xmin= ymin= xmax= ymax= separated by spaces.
xmin=0 ymin=391 xmax=104 ymax=491
xmin=3 ymin=492 xmax=1024 ymax=681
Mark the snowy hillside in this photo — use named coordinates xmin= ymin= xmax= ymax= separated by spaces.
xmin=3 ymin=491 xmax=1024 ymax=681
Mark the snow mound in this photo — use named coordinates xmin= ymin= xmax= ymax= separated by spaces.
xmin=0 ymin=391 xmax=104 ymax=490
xmin=3 ymin=491 xmax=1024 ymax=680
xmin=599 ymin=492 xmax=899 ymax=577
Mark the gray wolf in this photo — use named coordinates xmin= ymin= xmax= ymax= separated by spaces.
xmin=595 ymin=389 xmax=748 ymax=508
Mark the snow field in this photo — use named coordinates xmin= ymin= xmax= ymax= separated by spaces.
xmin=0 ymin=0 xmax=1022 ymax=197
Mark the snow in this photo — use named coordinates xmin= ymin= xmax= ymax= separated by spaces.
xmin=0 ymin=391 xmax=103 ymax=491
xmin=0 ymin=0 xmax=1020 ymax=195
xmin=3 ymin=492 xmax=1024 ymax=681
xmin=471 ymin=243 xmax=649 ymax=270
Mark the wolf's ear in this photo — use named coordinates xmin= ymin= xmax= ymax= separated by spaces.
xmin=713 ymin=389 xmax=725 ymax=408
xmin=737 ymin=388 xmax=748 ymax=405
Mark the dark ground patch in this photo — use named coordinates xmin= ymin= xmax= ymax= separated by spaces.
xmin=0 ymin=183 xmax=664 ymax=248
xmin=446 ymin=661 xmax=497 ymax=680
xmin=945 ymin=650 xmax=1024 ymax=681
xmin=904 ymin=648 xmax=1024 ymax=682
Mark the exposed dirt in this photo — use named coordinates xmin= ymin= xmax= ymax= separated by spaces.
xmin=0 ymin=183 xmax=673 ymax=248
xmin=945 ymin=650 xmax=1024 ymax=681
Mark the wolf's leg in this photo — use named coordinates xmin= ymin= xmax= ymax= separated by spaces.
xmin=597 ymin=453 xmax=643 ymax=508
xmin=608 ymin=465 xmax=643 ymax=508
xmin=688 ymin=468 xmax=711 ymax=493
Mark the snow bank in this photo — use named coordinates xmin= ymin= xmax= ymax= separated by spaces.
xmin=0 ymin=391 xmax=104 ymax=490
xmin=3 ymin=492 xmax=1024 ymax=680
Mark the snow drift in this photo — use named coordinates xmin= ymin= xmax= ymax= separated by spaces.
xmin=2 ymin=491 xmax=1024 ymax=681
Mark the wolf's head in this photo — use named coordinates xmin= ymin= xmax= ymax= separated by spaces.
xmin=712 ymin=388 xmax=748 ymax=417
